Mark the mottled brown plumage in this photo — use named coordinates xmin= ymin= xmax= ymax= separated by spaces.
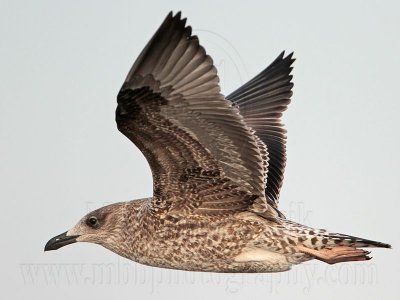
xmin=45 ymin=12 xmax=390 ymax=273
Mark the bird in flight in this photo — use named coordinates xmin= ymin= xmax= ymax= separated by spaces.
xmin=45 ymin=12 xmax=390 ymax=273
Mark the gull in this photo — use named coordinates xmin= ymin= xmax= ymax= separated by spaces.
xmin=45 ymin=12 xmax=390 ymax=272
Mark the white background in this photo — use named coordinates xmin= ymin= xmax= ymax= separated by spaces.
xmin=1 ymin=0 xmax=399 ymax=299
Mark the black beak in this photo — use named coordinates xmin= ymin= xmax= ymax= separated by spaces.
xmin=44 ymin=231 xmax=79 ymax=251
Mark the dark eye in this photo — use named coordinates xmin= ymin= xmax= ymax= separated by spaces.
xmin=87 ymin=216 xmax=98 ymax=227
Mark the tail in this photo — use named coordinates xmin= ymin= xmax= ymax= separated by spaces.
xmin=283 ymin=219 xmax=391 ymax=264
xmin=298 ymin=232 xmax=390 ymax=264
xmin=283 ymin=219 xmax=391 ymax=249
xmin=322 ymin=232 xmax=391 ymax=249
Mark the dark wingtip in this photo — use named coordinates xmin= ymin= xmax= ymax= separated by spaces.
xmin=286 ymin=51 xmax=295 ymax=62
xmin=169 ymin=11 xmax=187 ymax=30
xmin=175 ymin=11 xmax=182 ymax=19
xmin=273 ymin=51 xmax=295 ymax=69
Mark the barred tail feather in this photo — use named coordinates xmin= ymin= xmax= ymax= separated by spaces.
xmin=282 ymin=219 xmax=391 ymax=249
xmin=324 ymin=233 xmax=391 ymax=249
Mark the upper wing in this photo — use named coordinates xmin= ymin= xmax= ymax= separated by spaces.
xmin=227 ymin=52 xmax=295 ymax=207
xmin=116 ymin=12 xmax=271 ymax=216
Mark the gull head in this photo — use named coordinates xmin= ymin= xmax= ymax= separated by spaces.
xmin=44 ymin=202 xmax=126 ymax=252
